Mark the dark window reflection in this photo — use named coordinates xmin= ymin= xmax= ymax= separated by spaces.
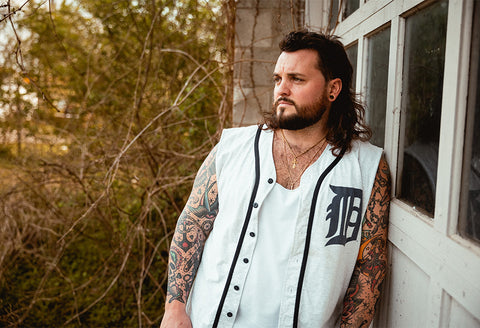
xmin=399 ymin=0 xmax=448 ymax=217
xmin=343 ymin=0 xmax=359 ymax=19
xmin=328 ymin=0 xmax=340 ymax=32
xmin=460 ymin=0 xmax=480 ymax=243
xmin=366 ymin=27 xmax=390 ymax=148
xmin=345 ymin=43 xmax=358 ymax=91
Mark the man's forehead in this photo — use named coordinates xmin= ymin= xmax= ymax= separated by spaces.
xmin=274 ymin=49 xmax=320 ymax=73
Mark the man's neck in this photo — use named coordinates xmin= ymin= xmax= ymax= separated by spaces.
xmin=280 ymin=119 xmax=328 ymax=153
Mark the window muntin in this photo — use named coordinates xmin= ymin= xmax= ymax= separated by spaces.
xmin=398 ymin=0 xmax=449 ymax=217
xmin=365 ymin=27 xmax=390 ymax=148
xmin=459 ymin=0 xmax=480 ymax=243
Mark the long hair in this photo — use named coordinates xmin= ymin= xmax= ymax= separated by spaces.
xmin=264 ymin=30 xmax=372 ymax=155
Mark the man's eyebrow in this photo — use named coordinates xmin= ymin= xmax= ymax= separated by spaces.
xmin=273 ymin=72 xmax=307 ymax=78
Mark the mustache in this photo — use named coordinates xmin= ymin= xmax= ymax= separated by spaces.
xmin=274 ymin=97 xmax=296 ymax=107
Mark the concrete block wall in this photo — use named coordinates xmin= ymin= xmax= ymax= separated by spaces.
xmin=233 ymin=0 xmax=304 ymax=126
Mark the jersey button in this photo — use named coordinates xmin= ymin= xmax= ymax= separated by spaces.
xmin=243 ymin=258 xmax=249 ymax=263
xmin=234 ymin=285 xmax=240 ymax=291
xmin=249 ymin=232 xmax=255 ymax=237
xmin=268 ymin=178 xmax=274 ymax=184
xmin=253 ymin=202 xmax=258 ymax=208
xmin=227 ymin=312 xmax=233 ymax=317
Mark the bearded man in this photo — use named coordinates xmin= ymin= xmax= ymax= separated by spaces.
xmin=160 ymin=30 xmax=391 ymax=328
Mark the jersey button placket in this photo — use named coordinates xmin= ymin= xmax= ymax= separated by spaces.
xmin=230 ymin=207 xmax=256 ymax=324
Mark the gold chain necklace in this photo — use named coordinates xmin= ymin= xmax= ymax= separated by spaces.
xmin=280 ymin=129 xmax=326 ymax=169
xmin=282 ymin=134 xmax=328 ymax=190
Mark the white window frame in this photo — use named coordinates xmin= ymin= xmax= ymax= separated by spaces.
xmin=306 ymin=0 xmax=480 ymax=325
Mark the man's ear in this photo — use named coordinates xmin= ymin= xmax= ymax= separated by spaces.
xmin=327 ymin=78 xmax=342 ymax=102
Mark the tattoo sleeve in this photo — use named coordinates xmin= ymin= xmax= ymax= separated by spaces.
xmin=340 ymin=155 xmax=391 ymax=327
xmin=166 ymin=146 xmax=219 ymax=304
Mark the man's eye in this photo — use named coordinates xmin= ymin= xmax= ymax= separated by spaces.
xmin=273 ymin=77 xmax=281 ymax=83
xmin=293 ymin=77 xmax=303 ymax=82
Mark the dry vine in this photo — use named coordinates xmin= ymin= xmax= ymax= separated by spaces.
xmin=0 ymin=0 xmax=234 ymax=326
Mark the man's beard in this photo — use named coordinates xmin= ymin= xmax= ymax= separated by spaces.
xmin=272 ymin=94 xmax=329 ymax=130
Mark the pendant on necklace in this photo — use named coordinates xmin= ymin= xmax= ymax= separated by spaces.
xmin=292 ymin=157 xmax=297 ymax=169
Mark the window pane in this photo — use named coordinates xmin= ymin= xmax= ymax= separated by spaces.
xmin=345 ymin=43 xmax=358 ymax=91
xmin=343 ymin=0 xmax=359 ymax=19
xmin=399 ymin=0 xmax=448 ymax=216
xmin=366 ymin=27 xmax=390 ymax=148
xmin=328 ymin=0 xmax=340 ymax=31
xmin=460 ymin=1 xmax=480 ymax=243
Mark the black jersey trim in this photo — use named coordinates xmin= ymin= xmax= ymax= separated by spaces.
xmin=293 ymin=147 xmax=345 ymax=328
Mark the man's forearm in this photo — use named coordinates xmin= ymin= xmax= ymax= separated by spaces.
xmin=166 ymin=215 xmax=208 ymax=304
xmin=340 ymin=242 xmax=388 ymax=327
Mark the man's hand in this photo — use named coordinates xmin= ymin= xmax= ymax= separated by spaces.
xmin=160 ymin=301 xmax=192 ymax=328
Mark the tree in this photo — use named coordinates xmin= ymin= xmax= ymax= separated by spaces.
xmin=0 ymin=0 xmax=234 ymax=326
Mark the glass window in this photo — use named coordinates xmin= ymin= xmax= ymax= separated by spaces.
xmin=399 ymin=0 xmax=448 ymax=217
xmin=345 ymin=43 xmax=358 ymax=91
xmin=343 ymin=0 xmax=359 ymax=19
xmin=459 ymin=1 xmax=480 ymax=243
xmin=328 ymin=0 xmax=340 ymax=32
xmin=365 ymin=27 xmax=390 ymax=148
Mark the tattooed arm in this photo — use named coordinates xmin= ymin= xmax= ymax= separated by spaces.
xmin=161 ymin=147 xmax=219 ymax=328
xmin=340 ymin=155 xmax=391 ymax=328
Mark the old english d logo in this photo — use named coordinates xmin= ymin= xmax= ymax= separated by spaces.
xmin=325 ymin=185 xmax=363 ymax=246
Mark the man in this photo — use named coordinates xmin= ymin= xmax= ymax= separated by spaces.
xmin=161 ymin=30 xmax=391 ymax=328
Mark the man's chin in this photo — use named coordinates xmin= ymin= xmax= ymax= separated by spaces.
xmin=276 ymin=106 xmax=294 ymax=117
xmin=277 ymin=102 xmax=294 ymax=109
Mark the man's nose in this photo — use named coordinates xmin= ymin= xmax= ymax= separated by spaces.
xmin=275 ymin=79 xmax=291 ymax=97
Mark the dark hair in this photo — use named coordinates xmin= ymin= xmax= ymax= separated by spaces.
xmin=265 ymin=29 xmax=372 ymax=155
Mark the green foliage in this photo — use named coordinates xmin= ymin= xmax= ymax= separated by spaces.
xmin=0 ymin=0 xmax=231 ymax=326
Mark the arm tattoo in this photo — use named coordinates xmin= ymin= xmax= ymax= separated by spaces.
xmin=167 ymin=147 xmax=219 ymax=304
xmin=341 ymin=155 xmax=391 ymax=327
